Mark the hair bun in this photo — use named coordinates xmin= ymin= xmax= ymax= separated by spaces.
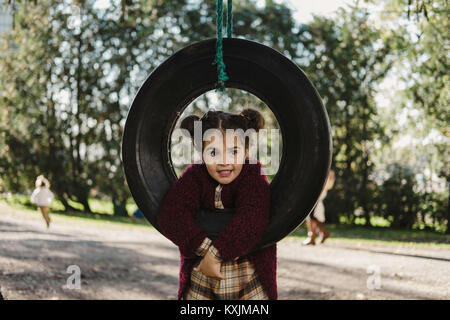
xmin=180 ymin=114 xmax=200 ymax=138
xmin=240 ymin=108 xmax=265 ymax=132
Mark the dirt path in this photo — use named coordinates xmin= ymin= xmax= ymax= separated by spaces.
xmin=0 ymin=203 xmax=449 ymax=300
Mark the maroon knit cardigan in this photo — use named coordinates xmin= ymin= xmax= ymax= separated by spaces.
xmin=157 ymin=157 xmax=277 ymax=300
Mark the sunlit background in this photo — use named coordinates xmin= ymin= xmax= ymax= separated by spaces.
xmin=0 ymin=0 xmax=448 ymax=300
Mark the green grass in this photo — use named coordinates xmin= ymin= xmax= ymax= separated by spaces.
xmin=47 ymin=196 xmax=138 ymax=216
xmin=290 ymin=223 xmax=450 ymax=246
xmin=1 ymin=194 xmax=137 ymax=215
xmin=0 ymin=194 xmax=148 ymax=228
xmin=339 ymin=215 xmax=448 ymax=233
xmin=1 ymin=194 xmax=449 ymax=247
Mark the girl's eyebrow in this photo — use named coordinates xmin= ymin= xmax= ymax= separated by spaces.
xmin=205 ymin=145 xmax=239 ymax=152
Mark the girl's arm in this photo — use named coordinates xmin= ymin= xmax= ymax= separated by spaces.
xmin=30 ymin=189 xmax=38 ymax=204
xmin=211 ymin=163 xmax=270 ymax=262
xmin=156 ymin=164 xmax=208 ymax=258
xmin=325 ymin=170 xmax=335 ymax=190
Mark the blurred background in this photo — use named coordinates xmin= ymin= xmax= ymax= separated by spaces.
xmin=0 ymin=0 xmax=448 ymax=300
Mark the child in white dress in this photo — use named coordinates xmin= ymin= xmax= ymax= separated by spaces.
xmin=30 ymin=175 xmax=54 ymax=228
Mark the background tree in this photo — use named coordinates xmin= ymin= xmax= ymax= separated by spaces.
xmin=0 ymin=0 xmax=299 ymax=214
xmin=378 ymin=0 xmax=449 ymax=232
xmin=295 ymin=3 xmax=400 ymax=225
xmin=0 ymin=0 xmax=447 ymax=232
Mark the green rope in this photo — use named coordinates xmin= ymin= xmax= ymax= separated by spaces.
xmin=212 ymin=0 xmax=233 ymax=92
xmin=226 ymin=0 xmax=233 ymax=38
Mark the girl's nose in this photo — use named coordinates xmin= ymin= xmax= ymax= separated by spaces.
xmin=224 ymin=154 xmax=232 ymax=165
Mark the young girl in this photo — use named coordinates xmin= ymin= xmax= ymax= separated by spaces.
xmin=157 ymin=108 xmax=277 ymax=300
xmin=303 ymin=170 xmax=335 ymax=245
xmin=30 ymin=175 xmax=54 ymax=228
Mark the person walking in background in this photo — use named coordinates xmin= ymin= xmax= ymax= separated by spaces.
xmin=30 ymin=175 xmax=54 ymax=228
xmin=303 ymin=170 xmax=335 ymax=245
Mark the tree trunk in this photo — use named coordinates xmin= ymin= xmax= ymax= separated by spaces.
xmin=79 ymin=195 xmax=91 ymax=213
xmin=446 ymin=180 xmax=450 ymax=234
xmin=113 ymin=198 xmax=128 ymax=217
xmin=360 ymin=103 xmax=371 ymax=226
xmin=360 ymin=150 xmax=370 ymax=226
xmin=59 ymin=196 xmax=80 ymax=212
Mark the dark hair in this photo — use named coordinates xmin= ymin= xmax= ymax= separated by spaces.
xmin=180 ymin=108 xmax=265 ymax=151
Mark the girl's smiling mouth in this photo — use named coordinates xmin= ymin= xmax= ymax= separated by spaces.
xmin=217 ymin=169 xmax=233 ymax=177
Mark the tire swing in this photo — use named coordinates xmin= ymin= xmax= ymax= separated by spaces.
xmin=122 ymin=0 xmax=332 ymax=252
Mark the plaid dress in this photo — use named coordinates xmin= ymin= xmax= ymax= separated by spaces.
xmin=184 ymin=184 xmax=269 ymax=300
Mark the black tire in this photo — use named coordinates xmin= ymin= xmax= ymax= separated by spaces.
xmin=122 ymin=38 xmax=332 ymax=252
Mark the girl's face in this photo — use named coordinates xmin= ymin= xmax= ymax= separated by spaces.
xmin=202 ymin=132 xmax=247 ymax=185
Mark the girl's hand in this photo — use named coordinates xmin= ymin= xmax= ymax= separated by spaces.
xmin=193 ymin=250 xmax=226 ymax=280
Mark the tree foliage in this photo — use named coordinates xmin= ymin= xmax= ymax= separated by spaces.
xmin=0 ymin=0 xmax=447 ymax=231
xmin=0 ymin=0 xmax=299 ymax=213
xmin=296 ymin=3 xmax=400 ymax=224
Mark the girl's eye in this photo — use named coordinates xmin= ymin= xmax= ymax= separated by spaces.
xmin=231 ymin=149 xmax=238 ymax=155
xmin=210 ymin=149 xmax=216 ymax=157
